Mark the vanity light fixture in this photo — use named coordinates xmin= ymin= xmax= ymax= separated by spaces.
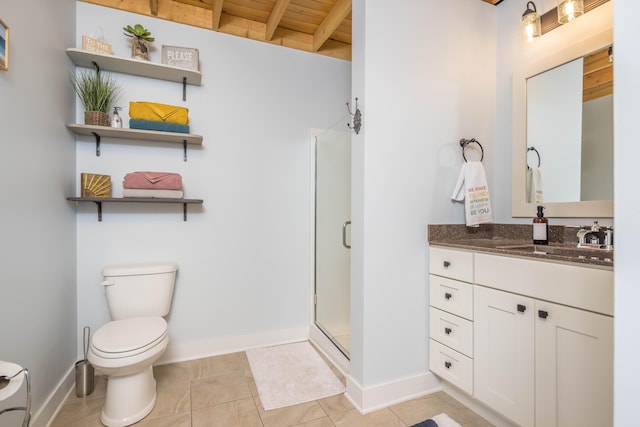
xmin=522 ymin=1 xmax=541 ymax=42
xmin=557 ymin=0 xmax=584 ymax=24
xmin=537 ymin=0 xmax=608 ymax=38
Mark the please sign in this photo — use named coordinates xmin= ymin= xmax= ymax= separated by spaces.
xmin=162 ymin=45 xmax=199 ymax=71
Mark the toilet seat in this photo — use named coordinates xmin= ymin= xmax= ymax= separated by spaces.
xmin=91 ymin=317 xmax=168 ymax=359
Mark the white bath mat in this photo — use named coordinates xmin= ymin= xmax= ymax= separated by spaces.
xmin=246 ymin=341 xmax=345 ymax=410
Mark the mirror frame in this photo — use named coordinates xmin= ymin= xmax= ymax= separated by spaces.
xmin=512 ymin=7 xmax=613 ymax=218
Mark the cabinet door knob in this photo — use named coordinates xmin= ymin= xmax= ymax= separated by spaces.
xmin=538 ymin=310 xmax=549 ymax=319
xmin=443 ymin=260 xmax=451 ymax=268
xmin=517 ymin=304 xmax=526 ymax=313
xmin=444 ymin=361 xmax=452 ymax=369
xmin=444 ymin=327 xmax=452 ymax=335
xmin=444 ymin=292 xmax=452 ymax=300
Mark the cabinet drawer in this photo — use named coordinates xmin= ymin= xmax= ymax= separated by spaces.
xmin=429 ymin=274 xmax=473 ymax=320
xmin=429 ymin=307 xmax=473 ymax=357
xmin=429 ymin=339 xmax=473 ymax=395
xmin=475 ymin=252 xmax=613 ymax=316
xmin=429 ymin=247 xmax=473 ymax=282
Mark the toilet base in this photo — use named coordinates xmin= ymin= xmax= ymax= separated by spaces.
xmin=101 ymin=366 xmax=157 ymax=427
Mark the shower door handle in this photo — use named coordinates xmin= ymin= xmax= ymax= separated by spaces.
xmin=342 ymin=221 xmax=351 ymax=249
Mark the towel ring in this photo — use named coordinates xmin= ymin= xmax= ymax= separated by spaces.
xmin=459 ymin=138 xmax=484 ymax=162
xmin=527 ymin=146 xmax=541 ymax=168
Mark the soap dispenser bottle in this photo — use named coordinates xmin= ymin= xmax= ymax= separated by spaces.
xmin=110 ymin=106 xmax=122 ymax=128
xmin=533 ymin=205 xmax=549 ymax=245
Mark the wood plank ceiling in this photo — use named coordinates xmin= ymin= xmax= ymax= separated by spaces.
xmin=80 ymin=0 xmax=505 ymax=61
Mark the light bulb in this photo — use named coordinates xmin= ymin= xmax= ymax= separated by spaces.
xmin=557 ymin=0 xmax=584 ymax=24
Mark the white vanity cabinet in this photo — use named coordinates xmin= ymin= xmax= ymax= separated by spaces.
xmin=474 ymin=252 xmax=614 ymax=427
xmin=428 ymin=247 xmax=474 ymax=394
xmin=428 ymin=247 xmax=613 ymax=427
xmin=534 ymin=299 xmax=613 ymax=427
xmin=474 ymin=285 xmax=535 ymax=426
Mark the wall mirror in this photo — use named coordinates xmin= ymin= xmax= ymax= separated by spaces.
xmin=512 ymin=7 xmax=613 ymax=218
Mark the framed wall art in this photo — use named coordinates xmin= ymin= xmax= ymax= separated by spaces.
xmin=0 ymin=19 xmax=8 ymax=71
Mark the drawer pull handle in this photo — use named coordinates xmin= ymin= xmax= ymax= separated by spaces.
xmin=538 ymin=310 xmax=549 ymax=319
xmin=444 ymin=361 xmax=452 ymax=369
xmin=443 ymin=260 xmax=451 ymax=268
xmin=444 ymin=327 xmax=452 ymax=335
xmin=517 ymin=304 xmax=526 ymax=313
xmin=444 ymin=292 xmax=452 ymax=300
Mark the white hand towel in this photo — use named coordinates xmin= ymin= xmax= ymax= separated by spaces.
xmin=451 ymin=161 xmax=493 ymax=227
xmin=527 ymin=167 xmax=543 ymax=203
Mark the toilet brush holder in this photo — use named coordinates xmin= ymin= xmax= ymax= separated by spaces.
xmin=75 ymin=326 xmax=94 ymax=397
xmin=75 ymin=360 xmax=94 ymax=397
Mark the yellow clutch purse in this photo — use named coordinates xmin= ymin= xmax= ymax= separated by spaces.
xmin=129 ymin=102 xmax=189 ymax=125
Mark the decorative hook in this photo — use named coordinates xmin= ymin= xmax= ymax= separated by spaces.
xmin=347 ymin=97 xmax=361 ymax=134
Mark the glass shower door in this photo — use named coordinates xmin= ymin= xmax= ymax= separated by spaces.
xmin=314 ymin=119 xmax=351 ymax=357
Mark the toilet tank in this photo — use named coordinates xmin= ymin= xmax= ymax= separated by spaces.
xmin=102 ymin=262 xmax=178 ymax=320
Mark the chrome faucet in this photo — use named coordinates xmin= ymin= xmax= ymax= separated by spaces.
xmin=576 ymin=221 xmax=613 ymax=250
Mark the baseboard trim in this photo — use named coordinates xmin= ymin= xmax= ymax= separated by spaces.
xmin=34 ymin=364 xmax=75 ymax=427
xmin=345 ymin=371 xmax=441 ymax=414
xmin=157 ymin=326 xmax=310 ymax=365
xmin=440 ymin=383 xmax=519 ymax=427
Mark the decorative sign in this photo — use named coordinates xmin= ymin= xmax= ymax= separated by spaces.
xmin=81 ymin=173 xmax=112 ymax=198
xmin=82 ymin=36 xmax=112 ymax=55
xmin=162 ymin=45 xmax=199 ymax=71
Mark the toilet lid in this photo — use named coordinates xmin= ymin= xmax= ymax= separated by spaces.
xmin=92 ymin=317 xmax=167 ymax=355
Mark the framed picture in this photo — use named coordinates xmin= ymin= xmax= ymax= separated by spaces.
xmin=0 ymin=19 xmax=8 ymax=71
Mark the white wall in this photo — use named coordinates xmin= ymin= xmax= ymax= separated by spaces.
xmin=0 ymin=0 xmax=77 ymax=425
xmin=348 ymin=0 xmax=496 ymax=407
xmin=613 ymin=2 xmax=640 ymax=425
xmin=74 ymin=3 xmax=351 ymax=361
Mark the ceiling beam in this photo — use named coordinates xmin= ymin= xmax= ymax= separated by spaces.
xmin=313 ymin=0 xmax=351 ymax=52
xmin=149 ymin=0 xmax=158 ymax=15
xmin=265 ymin=0 xmax=290 ymax=41
xmin=77 ymin=0 xmax=351 ymax=60
xmin=212 ymin=0 xmax=223 ymax=31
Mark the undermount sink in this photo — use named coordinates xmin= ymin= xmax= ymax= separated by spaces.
xmin=495 ymin=244 xmax=614 ymax=263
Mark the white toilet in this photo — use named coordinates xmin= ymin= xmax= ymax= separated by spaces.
xmin=88 ymin=262 xmax=178 ymax=427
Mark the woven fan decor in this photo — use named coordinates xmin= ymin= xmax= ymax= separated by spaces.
xmin=81 ymin=173 xmax=111 ymax=198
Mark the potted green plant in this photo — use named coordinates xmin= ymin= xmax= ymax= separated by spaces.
xmin=123 ymin=24 xmax=154 ymax=61
xmin=70 ymin=69 xmax=122 ymax=126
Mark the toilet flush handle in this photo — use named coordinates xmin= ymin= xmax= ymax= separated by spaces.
xmin=101 ymin=279 xmax=115 ymax=287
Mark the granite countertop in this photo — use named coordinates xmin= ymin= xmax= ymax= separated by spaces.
xmin=428 ymin=224 xmax=614 ymax=268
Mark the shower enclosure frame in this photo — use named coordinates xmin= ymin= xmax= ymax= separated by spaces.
xmin=308 ymin=124 xmax=351 ymax=375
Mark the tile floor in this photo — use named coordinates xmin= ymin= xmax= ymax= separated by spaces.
xmin=51 ymin=344 xmax=494 ymax=427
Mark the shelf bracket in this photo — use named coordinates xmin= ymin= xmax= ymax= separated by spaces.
xmin=183 ymin=140 xmax=188 ymax=161
xmin=91 ymin=132 xmax=101 ymax=156
xmin=93 ymin=201 xmax=103 ymax=221
xmin=183 ymin=203 xmax=188 ymax=221
xmin=182 ymin=77 xmax=187 ymax=101
xmin=91 ymin=60 xmax=100 ymax=75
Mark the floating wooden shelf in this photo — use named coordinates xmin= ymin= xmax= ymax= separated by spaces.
xmin=67 ymin=197 xmax=204 ymax=221
xmin=67 ymin=124 xmax=203 ymax=161
xmin=66 ymin=48 xmax=201 ymax=100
